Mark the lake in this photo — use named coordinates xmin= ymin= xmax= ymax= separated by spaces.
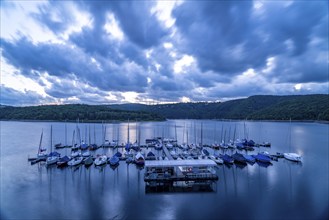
xmin=0 ymin=120 xmax=328 ymax=220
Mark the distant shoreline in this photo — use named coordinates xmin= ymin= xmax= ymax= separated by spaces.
xmin=1 ymin=119 xmax=328 ymax=124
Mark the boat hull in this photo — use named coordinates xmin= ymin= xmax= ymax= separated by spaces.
xmin=284 ymin=153 xmax=302 ymax=162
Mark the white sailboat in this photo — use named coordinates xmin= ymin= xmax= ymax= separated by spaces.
xmin=37 ymin=129 xmax=47 ymax=159
xmin=135 ymin=152 xmax=145 ymax=166
xmin=94 ymin=155 xmax=107 ymax=166
xmin=46 ymin=125 xmax=59 ymax=165
xmin=68 ymin=156 xmax=83 ymax=166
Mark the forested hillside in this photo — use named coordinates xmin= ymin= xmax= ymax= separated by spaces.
xmin=109 ymin=95 xmax=329 ymax=121
xmin=1 ymin=95 xmax=328 ymax=121
xmin=0 ymin=104 xmax=165 ymax=122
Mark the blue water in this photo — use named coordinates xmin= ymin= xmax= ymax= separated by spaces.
xmin=0 ymin=120 xmax=328 ymax=220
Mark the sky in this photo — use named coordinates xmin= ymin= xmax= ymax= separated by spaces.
xmin=0 ymin=0 xmax=328 ymax=106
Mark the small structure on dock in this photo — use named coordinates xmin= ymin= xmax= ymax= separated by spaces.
xmin=144 ymin=159 xmax=218 ymax=193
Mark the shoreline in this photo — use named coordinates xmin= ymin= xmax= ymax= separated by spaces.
xmin=1 ymin=118 xmax=328 ymax=124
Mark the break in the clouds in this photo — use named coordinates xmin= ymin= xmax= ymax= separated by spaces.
xmin=0 ymin=0 xmax=328 ymax=106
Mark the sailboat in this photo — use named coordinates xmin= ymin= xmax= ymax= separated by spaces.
xmin=284 ymin=119 xmax=302 ymax=162
xmin=109 ymin=155 xmax=120 ymax=166
xmin=135 ymin=152 xmax=145 ymax=166
xmin=46 ymin=125 xmax=60 ymax=165
xmin=29 ymin=129 xmax=48 ymax=164
xmin=57 ymin=155 xmax=70 ymax=167
xmin=94 ymin=154 xmax=107 ymax=166
xmin=83 ymin=156 xmax=94 ymax=167
xmin=68 ymin=156 xmax=83 ymax=166
xmin=37 ymin=129 xmax=47 ymax=159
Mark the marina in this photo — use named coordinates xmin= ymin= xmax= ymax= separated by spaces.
xmin=25 ymin=119 xmax=304 ymax=192
xmin=1 ymin=120 xmax=328 ymax=220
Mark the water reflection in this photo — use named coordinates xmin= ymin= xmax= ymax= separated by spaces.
xmin=0 ymin=120 xmax=328 ymax=220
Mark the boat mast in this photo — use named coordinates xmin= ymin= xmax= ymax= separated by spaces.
xmin=104 ymin=125 xmax=107 ymax=145
xmin=201 ymin=122 xmax=203 ymax=148
xmin=84 ymin=125 xmax=87 ymax=143
xmin=94 ymin=124 xmax=96 ymax=145
xmin=186 ymin=126 xmax=189 ymax=146
xmin=233 ymin=124 xmax=236 ymax=144
xmin=228 ymin=126 xmax=231 ymax=142
xmin=289 ymin=118 xmax=292 ymax=152
xmin=65 ymin=121 xmax=67 ymax=146
xmin=213 ymin=123 xmax=216 ymax=144
xmin=138 ymin=123 xmax=141 ymax=147
xmin=72 ymin=129 xmax=75 ymax=149
xmin=224 ymin=129 xmax=227 ymax=145
xmin=117 ymin=124 xmax=120 ymax=146
xmin=127 ymin=118 xmax=130 ymax=144
xmin=135 ymin=120 xmax=138 ymax=143
xmin=194 ymin=122 xmax=197 ymax=145
xmin=243 ymin=121 xmax=246 ymax=139
xmin=88 ymin=125 xmax=91 ymax=146
xmin=221 ymin=124 xmax=224 ymax=144
xmin=50 ymin=125 xmax=53 ymax=153
xmin=182 ymin=122 xmax=185 ymax=144
xmin=38 ymin=129 xmax=43 ymax=154
xmin=174 ymin=123 xmax=177 ymax=142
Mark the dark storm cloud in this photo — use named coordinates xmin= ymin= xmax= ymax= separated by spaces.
xmin=173 ymin=1 xmax=256 ymax=74
xmin=33 ymin=0 xmax=168 ymax=65
xmin=1 ymin=37 xmax=148 ymax=93
xmin=1 ymin=37 xmax=79 ymax=78
xmin=108 ymin=1 xmax=168 ymax=49
xmin=69 ymin=26 xmax=123 ymax=60
xmin=0 ymin=85 xmax=54 ymax=106
xmin=172 ymin=0 xmax=328 ymax=83
xmin=70 ymin=0 xmax=167 ymax=49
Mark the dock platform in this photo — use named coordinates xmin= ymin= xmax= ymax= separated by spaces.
xmin=144 ymin=159 xmax=218 ymax=184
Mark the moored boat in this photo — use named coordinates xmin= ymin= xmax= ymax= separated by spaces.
xmin=243 ymin=154 xmax=256 ymax=164
xmin=146 ymin=151 xmax=156 ymax=160
xmin=208 ymin=155 xmax=223 ymax=165
xmin=219 ymin=154 xmax=234 ymax=164
xmin=252 ymin=153 xmax=272 ymax=163
xmin=109 ymin=155 xmax=120 ymax=166
xmin=68 ymin=156 xmax=83 ymax=166
xmin=83 ymin=156 xmax=94 ymax=166
xmin=283 ymin=153 xmax=302 ymax=162
xmin=231 ymin=152 xmax=247 ymax=164
xmin=57 ymin=156 xmax=70 ymax=167
xmin=94 ymin=155 xmax=107 ymax=166
xmin=135 ymin=152 xmax=145 ymax=166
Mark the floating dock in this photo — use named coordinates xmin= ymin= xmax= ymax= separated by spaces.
xmin=144 ymin=159 xmax=218 ymax=192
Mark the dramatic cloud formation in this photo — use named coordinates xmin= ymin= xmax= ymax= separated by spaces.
xmin=1 ymin=0 xmax=328 ymax=106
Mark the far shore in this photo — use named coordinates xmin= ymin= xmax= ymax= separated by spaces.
xmin=1 ymin=119 xmax=328 ymax=124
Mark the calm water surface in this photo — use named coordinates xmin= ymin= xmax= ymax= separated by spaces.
xmin=0 ymin=120 xmax=328 ymax=220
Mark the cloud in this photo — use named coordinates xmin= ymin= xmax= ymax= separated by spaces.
xmin=0 ymin=85 xmax=54 ymax=106
xmin=1 ymin=37 xmax=148 ymax=93
xmin=172 ymin=1 xmax=328 ymax=77
xmin=0 ymin=0 xmax=328 ymax=106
